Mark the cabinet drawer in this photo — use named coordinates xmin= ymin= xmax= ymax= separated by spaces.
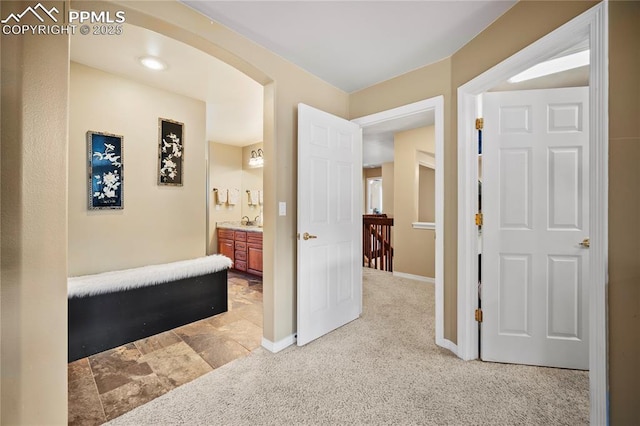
xmin=235 ymin=250 xmax=247 ymax=261
xmin=247 ymin=245 xmax=263 ymax=275
xmin=235 ymin=260 xmax=247 ymax=271
xmin=234 ymin=231 xmax=246 ymax=242
xmin=218 ymin=229 xmax=234 ymax=240
xmin=235 ymin=241 xmax=247 ymax=251
xmin=247 ymin=232 xmax=263 ymax=244
xmin=218 ymin=239 xmax=234 ymax=260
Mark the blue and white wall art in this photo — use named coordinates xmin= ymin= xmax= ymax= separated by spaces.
xmin=87 ymin=131 xmax=124 ymax=210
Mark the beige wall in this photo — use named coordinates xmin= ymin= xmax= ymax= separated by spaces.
xmin=1 ymin=1 xmax=69 ymax=423
xmin=242 ymin=142 xmax=264 ymax=221
xmin=350 ymin=57 xmax=455 ymax=337
xmin=91 ymin=0 xmax=351 ymax=349
xmin=350 ymin=0 xmax=598 ymax=360
xmin=68 ymin=62 xmax=207 ymax=276
xmin=392 ymin=126 xmax=435 ymax=278
xmin=364 ymin=167 xmax=382 ymax=179
xmin=419 ymin=165 xmax=435 ymax=223
xmin=381 ymin=162 xmax=394 ymax=217
xmin=608 ymin=2 xmax=640 ymax=423
xmin=208 ymin=142 xmax=243 ymax=253
xmin=4 ymin=0 xmax=639 ymax=422
xmin=2 ymin=0 xmax=348 ymax=418
xmin=381 ymin=162 xmax=395 ymax=246
xmin=352 ymin=0 xmax=640 ymax=421
xmin=447 ymin=0 xmax=597 ymax=360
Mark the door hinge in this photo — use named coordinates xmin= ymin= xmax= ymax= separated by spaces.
xmin=475 ymin=118 xmax=484 ymax=130
xmin=475 ymin=213 xmax=483 ymax=226
xmin=475 ymin=308 xmax=483 ymax=323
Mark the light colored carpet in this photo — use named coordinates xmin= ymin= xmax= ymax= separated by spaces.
xmin=108 ymin=268 xmax=589 ymax=425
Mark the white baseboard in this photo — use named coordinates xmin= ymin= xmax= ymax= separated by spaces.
xmin=436 ymin=337 xmax=458 ymax=356
xmin=261 ymin=334 xmax=296 ymax=353
xmin=393 ymin=271 xmax=435 ymax=284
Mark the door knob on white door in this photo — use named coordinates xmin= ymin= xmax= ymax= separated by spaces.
xmin=303 ymin=232 xmax=318 ymax=240
xmin=579 ymin=238 xmax=590 ymax=248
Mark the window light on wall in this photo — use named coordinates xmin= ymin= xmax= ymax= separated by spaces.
xmin=508 ymin=50 xmax=589 ymax=83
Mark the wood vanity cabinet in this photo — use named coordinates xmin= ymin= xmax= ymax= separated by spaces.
xmin=233 ymin=231 xmax=247 ymax=272
xmin=218 ymin=229 xmax=235 ymax=261
xmin=247 ymin=232 xmax=263 ymax=277
xmin=217 ymin=228 xmax=262 ymax=277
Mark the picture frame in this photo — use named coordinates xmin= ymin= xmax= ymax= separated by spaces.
xmin=87 ymin=130 xmax=124 ymax=210
xmin=158 ymin=118 xmax=184 ymax=186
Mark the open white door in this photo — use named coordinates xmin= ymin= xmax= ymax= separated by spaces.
xmin=297 ymin=103 xmax=362 ymax=346
xmin=482 ymin=87 xmax=589 ymax=369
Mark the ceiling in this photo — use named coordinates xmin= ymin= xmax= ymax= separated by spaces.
xmin=362 ymin=109 xmax=435 ymax=167
xmin=181 ymin=0 xmax=517 ymax=93
xmin=71 ymin=22 xmax=264 ymax=147
xmin=71 ymin=1 xmax=586 ymax=166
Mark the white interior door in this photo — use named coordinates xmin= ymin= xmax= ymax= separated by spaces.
xmin=482 ymin=87 xmax=589 ymax=369
xmin=297 ymin=103 xmax=362 ymax=346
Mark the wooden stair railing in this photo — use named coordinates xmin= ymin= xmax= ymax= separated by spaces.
xmin=363 ymin=215 xmax=394 ymax=272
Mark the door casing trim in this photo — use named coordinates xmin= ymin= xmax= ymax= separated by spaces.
xmin=456 ymin=3 xmax=608 ymax=424
xmin=353 ymin=96 xmax=447 ymax=351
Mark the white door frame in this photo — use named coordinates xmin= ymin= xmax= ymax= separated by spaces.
xmin=352 ymin=96 xmax=448 ymax=350
xmin=456 ymin=3 xmax=607 ymax=424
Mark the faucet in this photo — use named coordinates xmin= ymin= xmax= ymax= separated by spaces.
xmin=241 ymin=216 xmax=250 ymax=225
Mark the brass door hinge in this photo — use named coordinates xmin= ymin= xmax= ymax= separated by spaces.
xmin=475 ymin=118 xmax=484 ymax=130
xmin=475 ymin=308 xmax=483 ymax=323
xmin=475 ymin=213 xmax=483 ymax=226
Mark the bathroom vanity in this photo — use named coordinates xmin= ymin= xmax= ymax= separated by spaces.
xmin=217 ymin=223 xmax=263 ymax=277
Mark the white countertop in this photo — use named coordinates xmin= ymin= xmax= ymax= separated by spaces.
xmin=217 ymin=222 xmax=263 ymax=233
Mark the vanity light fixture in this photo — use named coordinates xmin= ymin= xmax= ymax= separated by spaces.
xmin=138 ymin=56 xmax=168 ymax=71
xmin=248 ymin=148 xmax=264 ymax=168
xmin=508 ymin=50 xmax=589 ymax=83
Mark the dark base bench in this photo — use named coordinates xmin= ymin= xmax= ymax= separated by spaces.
xmin=68 ymin=256 xmax=230 ymax=362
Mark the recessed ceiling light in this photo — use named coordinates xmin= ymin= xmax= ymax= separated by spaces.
xmin=508 ymin=50 xmax=589 ymax=83
xmin=138 ymin=56 xmax=168 ymax=71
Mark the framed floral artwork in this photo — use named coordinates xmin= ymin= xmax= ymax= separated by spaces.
xmin=87 ymin=131 xmax=124 ymax=210
xmin=158 ymin=118 xmax=184 ymax=186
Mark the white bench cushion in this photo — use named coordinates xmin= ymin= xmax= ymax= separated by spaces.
xmin=68 ymin=255 xmax=232 ymax=298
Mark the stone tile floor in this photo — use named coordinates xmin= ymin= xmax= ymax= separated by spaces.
xmin=68 ymin=271 xmax=263 ymax=425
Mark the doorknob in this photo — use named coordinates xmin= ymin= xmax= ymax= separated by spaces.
xmin=303 ymin=232 xmax=318 ymax=241
xmin=579 ymin=238 xmax=590 ymax=248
